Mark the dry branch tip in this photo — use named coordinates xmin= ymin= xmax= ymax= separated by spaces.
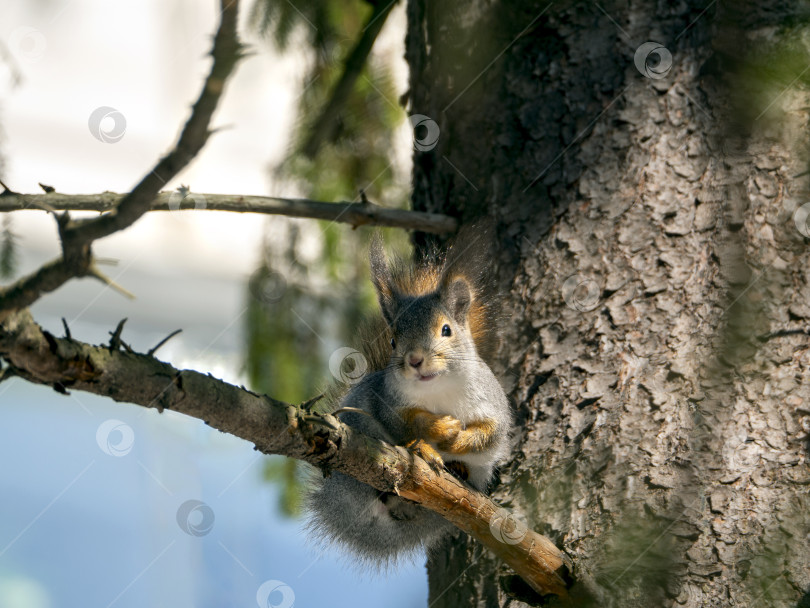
xmin=61 ymin=317 xmax=72 ymax=340
xmin=88 ymin=266 xmax=136 ymax=300
xmin=107 ymin=318 xmax=128 ymax=351
xmin=147 ymin=329 xmax=183 ymax=356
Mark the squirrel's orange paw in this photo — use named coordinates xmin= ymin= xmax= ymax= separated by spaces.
xmin=429 ymin=415 xmax=463 ymax=443
xmin=405 ymin=439 xmax=445 ymax=472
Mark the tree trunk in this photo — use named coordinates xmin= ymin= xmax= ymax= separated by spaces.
xmin=406 ymin=1 xmax=810 ymax=606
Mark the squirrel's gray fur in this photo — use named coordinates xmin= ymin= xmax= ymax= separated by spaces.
xmin=305 ymin=227 xmax=512 ymax=567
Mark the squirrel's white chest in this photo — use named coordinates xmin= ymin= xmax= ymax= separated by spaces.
xmin=390 ymin=373 xmax=474 ymax=420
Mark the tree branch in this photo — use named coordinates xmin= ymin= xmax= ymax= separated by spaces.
xmin=0 ymin=192 xmax=458 ymax=234
xmin=0 ymin=307 xmax=571 ymax=598
xmin=0 ymin=0 xmax=242 ymax=313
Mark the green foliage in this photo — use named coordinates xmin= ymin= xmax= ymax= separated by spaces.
xmin=726 ymin=22 xmax=810 ymax=124
xmin=263 ymin=456 xmax=305 ymax=518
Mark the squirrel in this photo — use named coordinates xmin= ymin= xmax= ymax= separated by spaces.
xmin=305 ymin=224 xmax=512 ymax=566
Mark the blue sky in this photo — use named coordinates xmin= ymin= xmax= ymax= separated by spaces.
xmin=0 ymin=379 xmax=427 ymax=608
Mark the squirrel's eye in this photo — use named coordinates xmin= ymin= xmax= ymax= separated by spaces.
xmin=441 ymin=324 xmax=452 ymax=337
xmin=390 ymin=337 xmax=396 ymax=350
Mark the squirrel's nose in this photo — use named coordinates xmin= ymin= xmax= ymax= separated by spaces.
xmin=407 ymin=354 xmax=423 ymax=369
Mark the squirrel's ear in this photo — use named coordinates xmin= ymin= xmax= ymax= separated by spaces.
xmin=444 ymin=277 xmax=472 ymax=324
xmin=369 ymin=235 xmax=397 ymax=325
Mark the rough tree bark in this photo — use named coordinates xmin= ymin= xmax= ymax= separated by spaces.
xmin=407 ymin=1 xmax=810 ymax=606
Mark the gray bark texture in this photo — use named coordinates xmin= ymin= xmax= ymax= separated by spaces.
xmin=406 ymin=1 xmax=810 ymax=606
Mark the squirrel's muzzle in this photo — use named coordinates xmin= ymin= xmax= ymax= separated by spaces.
xmin=407 ymin=353 xmax=424 ymax=368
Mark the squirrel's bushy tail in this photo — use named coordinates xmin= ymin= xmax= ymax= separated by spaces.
xmin=305 ymin=470 xmax=451 ymax=567
xmin=304 ymin=408 xmax=452 ymax=566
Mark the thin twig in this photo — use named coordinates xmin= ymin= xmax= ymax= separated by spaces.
xmin=108 ymin=318 xmax=127 ymax=351
xmin=61 ymin=317 xmax=72 ymax=340
xmin=0 ymin=192 xmax=459 ymax=235
xmin=756 ymin=327 xmax=810 ymax=342
xmin=0 ymin=365 xmax=18 ymax=384
xmin=332 ymin=406 xmax=373 ymax=417
xmin=299 ymin=393 xmax=325 ymax=412
xmin=88 ymin=266 xmax=136 ymax=300
xmin=147 ymin=329 xmax=183 ymax=356
xmin=0 ymin=178 xmax=17 ymax=195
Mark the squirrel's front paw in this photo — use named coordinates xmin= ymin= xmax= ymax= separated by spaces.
xmin=405 ymin=439 xmax=445 ymax=472
xmin=430 ymin=415 xmax=463 ymax=438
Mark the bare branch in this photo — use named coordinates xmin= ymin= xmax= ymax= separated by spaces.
xmin=0 ymin=192 xmax=458 ymax=234
xmin=0 ymin=308 xmax=571 ymax=598
xmin=0 ymin=0 xmax=242 ymax=312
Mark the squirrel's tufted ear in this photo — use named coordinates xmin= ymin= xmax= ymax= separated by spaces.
xmin=369 ymin=234 xmax=397 ymax=325
xmin=444 ymin=277 xmax=472 ymax=324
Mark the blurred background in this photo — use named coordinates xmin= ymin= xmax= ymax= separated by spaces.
xmin=0 ymin=0 xmax=426 ymax=606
